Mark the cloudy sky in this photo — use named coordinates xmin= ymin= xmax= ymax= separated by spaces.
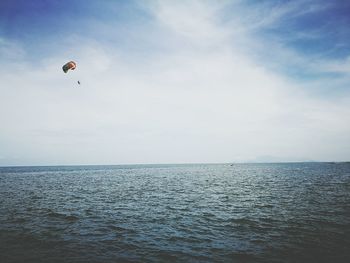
xmin=1 ymin=0 xmax=350 ymax=165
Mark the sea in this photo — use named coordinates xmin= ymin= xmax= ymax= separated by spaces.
xmin=0 ymin=163 xmax=349 ymax=263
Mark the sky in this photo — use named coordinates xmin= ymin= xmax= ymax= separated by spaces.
xmin=0 ymin=0 xmax=350 ymax=166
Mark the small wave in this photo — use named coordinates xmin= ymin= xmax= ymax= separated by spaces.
xmin=109 ymin=225 xmax=127 ymax=231
xmin=229 ymin=218 xmax=258 ymax=227
xmin=108 ymin=225 xmax=137 ymax=234
xmin=46 ymin=211 xmax=79 ymax=221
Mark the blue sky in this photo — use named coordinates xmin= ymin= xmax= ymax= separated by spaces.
xmin=2 ymin=0 xmax=350 ymax=75
xmin=1 ymin=0 xmax=350 ymax=165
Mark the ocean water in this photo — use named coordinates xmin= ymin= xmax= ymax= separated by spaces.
xmin=0 ymin=163 xmax=349 ymax=263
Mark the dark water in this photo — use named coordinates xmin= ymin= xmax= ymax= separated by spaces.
xmin=0 ymin=163 xmax=349 ymax=263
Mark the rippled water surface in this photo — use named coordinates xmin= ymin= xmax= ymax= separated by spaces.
xmin=1 ymin=163 xmax=350 ymax=262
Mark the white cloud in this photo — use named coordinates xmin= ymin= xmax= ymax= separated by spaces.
xmin=318 ymin=56 xmax=350 ymax=74
xmin=0 ymin=1 xmax=349 ymax=165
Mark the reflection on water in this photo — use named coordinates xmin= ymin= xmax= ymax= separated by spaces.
xmin=0 ymin=163 xmax=349 ymax=262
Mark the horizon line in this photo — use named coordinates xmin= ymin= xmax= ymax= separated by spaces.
xmin=1 ymin=161 xmax=349 ymax=168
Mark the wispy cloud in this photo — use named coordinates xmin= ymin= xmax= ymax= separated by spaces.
xmin=217 ymin=0 xmax=349 ymax=78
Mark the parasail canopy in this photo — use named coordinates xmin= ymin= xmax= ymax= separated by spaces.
xmin=62 ymin=61 xmax=76 ymax=73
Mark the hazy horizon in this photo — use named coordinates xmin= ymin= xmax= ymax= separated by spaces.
xmin=1 ymin=0 xmax=350 ymax=166
xmin=1 ymin=160 xmax=349 ymax=168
